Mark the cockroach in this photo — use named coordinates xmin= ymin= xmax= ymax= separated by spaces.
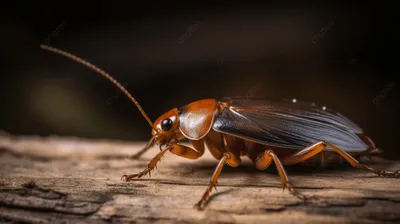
xmin=40 ymin=44 xmax=400 ymax=210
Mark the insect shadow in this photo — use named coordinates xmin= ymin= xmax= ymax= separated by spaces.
xmin=171 ymin=158 xmax=388 ymax=178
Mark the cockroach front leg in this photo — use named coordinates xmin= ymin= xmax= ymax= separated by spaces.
xmin=194 ymin=152 xmax=241 ymax=210
xmin=169 ymin=140 xmax=205 ymax=159
xmin=121 ymin=145 xmax=171 ymax=181
xmin=255 ymin=150 xmax=312 ymax=201
xmin=122 ymin=141 xmax=204 ymax=181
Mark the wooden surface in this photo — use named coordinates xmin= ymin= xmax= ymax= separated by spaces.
xmin=0 ymin=132 xmax=399 ymax=224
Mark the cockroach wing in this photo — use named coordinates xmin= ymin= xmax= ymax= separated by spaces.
xmin=213 ymin=97 xmax=368 ymax=152
xmin=222 ymin=97 xmax=364 ymax=134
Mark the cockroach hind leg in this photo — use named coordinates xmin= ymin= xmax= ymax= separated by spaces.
xmin=319 ymin=142 xmax=399 ymax=179
xmin=359 ymin=165 xmax=400 ymax=178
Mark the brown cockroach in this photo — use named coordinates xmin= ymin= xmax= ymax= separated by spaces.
xmin=40 ymin=44 xmax=400 ymax=210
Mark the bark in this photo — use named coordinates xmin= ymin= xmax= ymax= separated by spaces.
xmin=0 ymin=131 xmax=399 ymax=224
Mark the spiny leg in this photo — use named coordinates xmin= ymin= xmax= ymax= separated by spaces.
xmin=194 ymin=152 xmax=241 ymax=210
xmin=121 ymin=145 xmax=170 ymax=181
xmin=255 ymin=150 xmax=311 ymax=200
xmin=122 ymin=142 xmax=205 ymax=181
xmin=326 ymin=143 xmax=399 ymax=178
xmin=282 ymin=141 xmax=400 ymax=178
xmin=129 ymin=136 xmax=156 ymax=159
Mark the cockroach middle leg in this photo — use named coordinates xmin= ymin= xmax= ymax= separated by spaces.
xmin=194 ymin=152 xmax=241 ymax=210
xmin=255 ymin=150 xmax=312 ymax=201
xmin=282 ymin=141 xmax=400 ymax=178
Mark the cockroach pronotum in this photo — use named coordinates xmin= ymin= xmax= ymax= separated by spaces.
xmin=40 ymin=44 xmax=400 ymax=210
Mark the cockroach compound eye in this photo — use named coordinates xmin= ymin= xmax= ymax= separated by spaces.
xmin=161 ymin=119 xmax=173 ymax=131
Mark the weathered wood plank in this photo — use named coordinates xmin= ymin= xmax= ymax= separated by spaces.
xmin=0 ymin=132 xmax=399 ymax=223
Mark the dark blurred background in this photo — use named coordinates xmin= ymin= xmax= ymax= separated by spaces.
xmin=1 ymin=2 xmax=399 ymax=158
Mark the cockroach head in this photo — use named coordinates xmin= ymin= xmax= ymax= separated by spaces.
xmin=152 ymin=108 xmax=180 ymax=145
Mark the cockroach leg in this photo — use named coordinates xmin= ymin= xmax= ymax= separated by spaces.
xmin=204 ymin=130 xmax=225 ymax=160
xmin=255 ymin=150 xmax=313 ymax=201
xmin=121 ymin=145 xmax=171 ymax=181
xmin=170 ymin=142 xmax=205 ymax=159
xmin=282 ymin=142 xmax=327 ymax=166
xmin=321 ymin=151 xmax=326 ymax=167
xmin=325 ymin=143 xmax=400 ymax=178
xmin=358 ymin=148 xmax=383 ymax=161
xmin=129 ymin=136 xmax=156 ymax=159
xmin=326 ymin=142 xmax=400 ymax=178
xmin=129 ymin=146 xmax=148 ymax=159
xmin=358 ymin=165 xmax=400 ymax=178
xmin=194 ymin=152 xmax=241 ymax=210
xmin=282 ymin=141 xmax=400 ymax=179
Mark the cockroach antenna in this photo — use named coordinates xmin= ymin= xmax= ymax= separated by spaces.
xmin=39 ymin=44 xmax=154 ymax=129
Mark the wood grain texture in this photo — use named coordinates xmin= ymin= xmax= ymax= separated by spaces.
xmin=0 ymin=132 xmax=399 ymax=224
